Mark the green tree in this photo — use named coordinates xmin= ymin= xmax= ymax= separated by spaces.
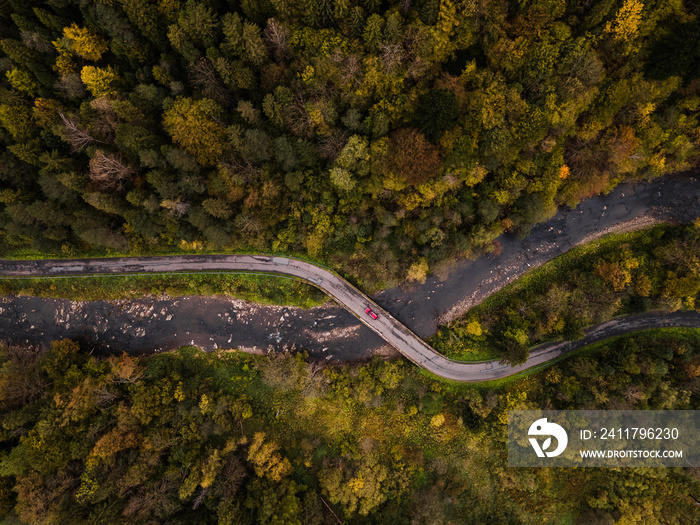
xmin=6 ymin=68 xmax=39 ymax=95
xmin=242 ymin=21 xmax=269 ymax=66
xmin=274 ymin=136 xmax=298 ymax=171
xmin=349 ymin=6 xmax=366 ymax=37
xmin=245 ymin=479 xmax=303 ymax=525
xmin=240 ymin=129 xmax=274 ymax=164
xmin=646 ymin=20 xmax=700 ymax=82
xmin=0 ymin=104 xmax=34 ymax=141
xmin=241 ymin=0 xmax=274 ymax=25
xmin=221 ymin=12 xmax=245 ymax=58
xmin=202 ymin=197 xmax=233 ymax=219
xmin=412 ymin=89 xmax=458 ymax=143
xmin=120 ymin=0 xmax=168 ymax=47
xmin=169 ymin=0 xmax=219 ymax=50
xmin=72 ymin=210 xmax=129 ymax=250
xmin=362 ymin=0 xmax=382 ymax=14
xmin=363 ymin=14 xmax=384 ymax=52
xmin=115 ymin=123 xmax=159 ymax=155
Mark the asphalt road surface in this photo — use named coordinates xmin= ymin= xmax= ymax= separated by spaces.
xmin=2 ymin=255 xmax=700 ymax=381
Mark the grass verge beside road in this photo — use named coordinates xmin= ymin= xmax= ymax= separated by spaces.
xmin=0 ymin=272 xmax=326 ymax=308
xmin=424 ymin=327 xmax=700 ymax=391
xmin=431 ymin=224 xmax=700 ymax=363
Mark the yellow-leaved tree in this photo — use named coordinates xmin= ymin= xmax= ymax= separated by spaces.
xmin=247 ymin=432 xmax=292 ymax=482
xmin=431 ymin=0 xmax=459 ymax=62
xmin=6 ymin=68 xmax=39 ymax=95
xmin=604 ymin=0 xmax=644 ymax=42
xmin=162 ymin=97 xmax=228 ymax=166
xmin=406 ymin=258 xmax=429 ymax=284
xmin=63 ymin=23 xmax=109 ymax=61
xmin=80 ymin=66 xmax=120 ymax=97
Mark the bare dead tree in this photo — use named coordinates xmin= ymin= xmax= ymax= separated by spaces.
xmin=681 ymin=494 xmax=700 ymax=508
xmin=302 ymin=360 xmax=327 ymax=397
xmin=219 ymin=156 xmax=259 ymax=185
xmin=160 ymin=198 xmax=191 ymax=217
xmin=233 ymin=212 xmax=263 ymax=236
xmin=330 ymin=47 xmax=344 ymax=64
xmin=93 ymin=388 xmax=119 ymax=408
xmin=264 ymin=18 xmax=290 ymax=62
xmin=379 ymin=42 xmax=404 ymax=74
xmin=0 ymin=344 xmax=47 ymax=408
xmin=306 ymin=360 xmax=324 ymax=381
xmin=90 ymin=96 xmax=114 ymax=117
xmin=59 ymin=113 xmax=99 ymax=152
xmin=565 ymin=137 xmax=608 ymax=178
xmin=407 ymin=56 xmax=429 ymax=79
xmin=55 ymin=73 xmax=87 ymax=99
xmin=21 ymin=30 xmax=53 ymax=53
xmin=123 ymin=474 xmax=179 ymax=520
xmin=236 ymin=99 xmax=260 ymax=125
xmin=321 ymin=497 xmax=345 ymax=525
xmin=402 ymin=25 xmax=421 ymax=61
xmin=318 ymin=129 xmax=349 ymax=160
xmin=1 ymin=343 xmax=43 ymax=366
xmin=89 ymin=97 xmax=120 ymax=139
xmin=287 ymin=94 xmax=315 ymax=138
xmin=192 ymin=487 xmax=209 ymax=510
xmin=189 ymin=58 xmax=231 ymax=105
xmin=623 ymin=385 xmax=646 ymax=404
xmin=214 ymin=456 xmax=247 ymax=500
xmin=341 ymin=54 xmax=362 ymax=87
xmin=86 ymin=422 xmax=111 ymax=440
xmin=88 ymin=150 xmax=135 ymax=188
xmin=108 ymin=353 xmax=146 ymax=384
xmin=1 ymin=373 xmax=48 ymax=407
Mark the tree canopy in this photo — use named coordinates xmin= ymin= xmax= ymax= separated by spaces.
xmin=0 ymin=0 xmax=698 ymax=288
xmin=0 ymin=334 xmax=698 ymax=523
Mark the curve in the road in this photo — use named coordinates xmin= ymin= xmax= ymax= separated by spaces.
xmin=2 ymin=256 xmax=700 ymax=382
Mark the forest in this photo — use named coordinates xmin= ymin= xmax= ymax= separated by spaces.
xmin=1 ymin=0 xmax=699 ymax=286
xmin=0 ymin=330 xmax=698 ymax=524
xmin=2 ymin=1 xmax=700 ymax=523
xmin=433 ymin=223 xmax=700 ymax=364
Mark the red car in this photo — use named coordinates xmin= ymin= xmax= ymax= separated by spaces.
xmin=365 ymin=307 xmax=378 ymax=320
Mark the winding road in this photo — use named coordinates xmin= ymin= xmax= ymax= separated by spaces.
xmin=2 ymin=255 xmax=700 ymax=382
xmin=2 ymin=173 xmax=700 ymax=381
